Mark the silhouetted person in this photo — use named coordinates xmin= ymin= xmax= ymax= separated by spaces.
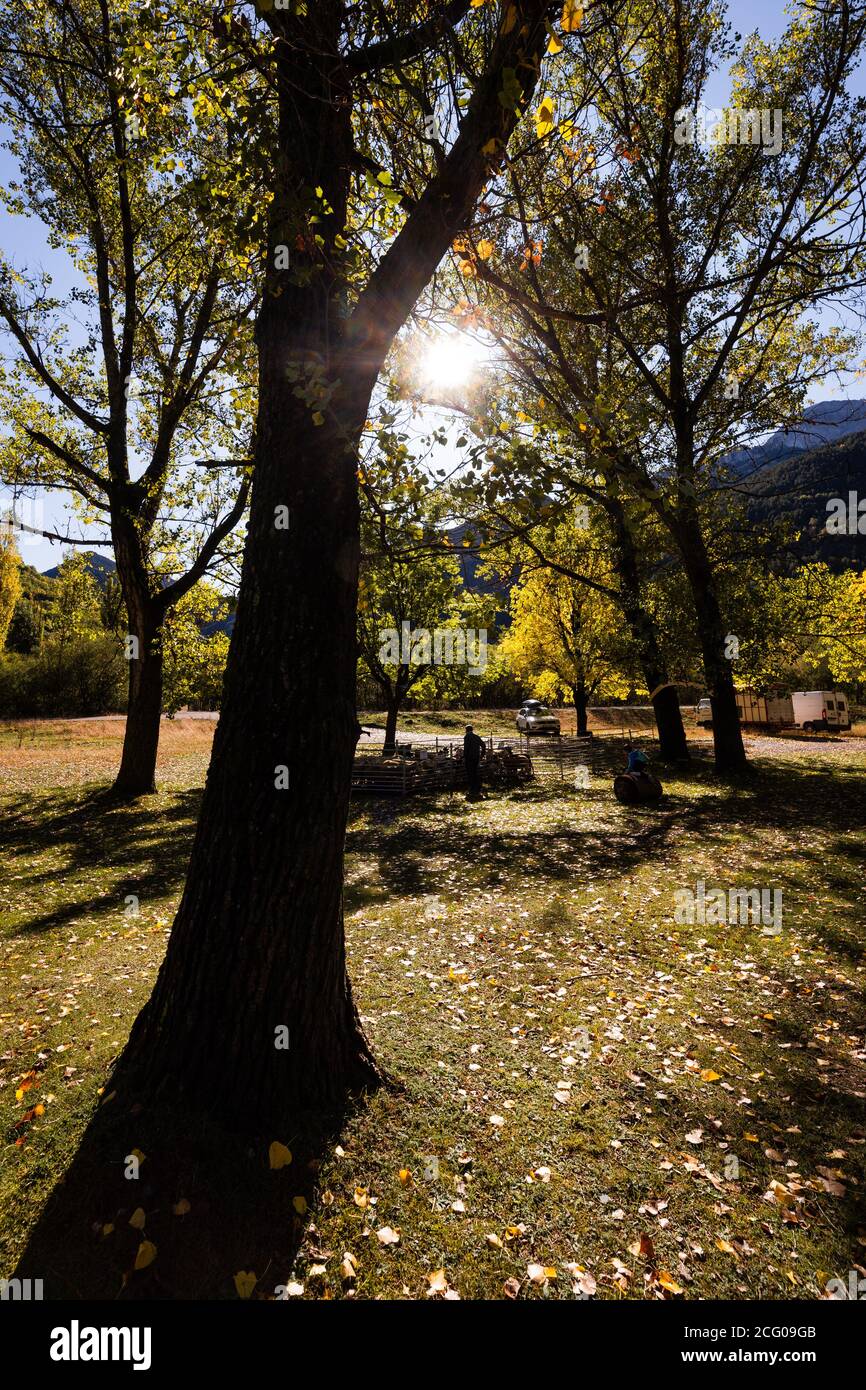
xmin=463 ymin=725 xmax=484 ymax=799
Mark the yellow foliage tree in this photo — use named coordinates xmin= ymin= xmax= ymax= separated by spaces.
xmin=500 ymin=561 xmax=637 ymax=733
xmin=0 ymin=531 xmax=22 ymax=649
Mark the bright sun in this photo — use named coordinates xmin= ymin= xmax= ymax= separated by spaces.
xmin=420 ymin=333 xmax=487 ymax=392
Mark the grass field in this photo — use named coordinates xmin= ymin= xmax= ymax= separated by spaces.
xmin=1 ymin=715 xmax=865 ymax=1300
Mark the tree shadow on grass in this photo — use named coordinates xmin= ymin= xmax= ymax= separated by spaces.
xmin=14 ymin=1078 xmax=356 ymax=1300
xmin=10 ymin=748 xmax=865 ymax=1297
xmin=344 ymin=750 xmax=866 ymax=909
xmin=1 ymin=786 xmax=201 ymax=935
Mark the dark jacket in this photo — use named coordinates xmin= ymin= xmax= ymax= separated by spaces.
xmin=463 ymin=731 xmax=484 ymax=765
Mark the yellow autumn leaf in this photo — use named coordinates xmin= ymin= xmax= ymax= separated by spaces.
xmin=172 ymin=1198 xmax=191 ymax=1216
xmin=234 ymin=1270 xmax=257 ymax=1299
xmin=134 ymin=1240 xmax=157 ymax=1271
xmin=548 ymin=33 xmax=563 ymax=54
xmin=658 ymin=1270 xmax=684 ymax=1295
xmin=700 ymin=1069 xmax=722 ymax=1082
xmin=129 ymin=1207 xmax=146 ymax=1230
xmin=269 ymin=1140 xmax=293 ymax=1170
xmin=561 ymin=1 xmax=583 ymax=31
xmin=476 ymin=239 xmax=495 ymax=261
xmin=716 ymin=1237 xmax=737 ymax=1255
xmin=398 ymin=1168 xmax=412 ymax=1185
xmin=293 ymin=1195 xmax=308 ymax=1216
xmin=536 ymin=98 xmax=556 ymax=138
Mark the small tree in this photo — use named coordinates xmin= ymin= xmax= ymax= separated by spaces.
xmin=0 ymin=0 xmax=255 ymax=793
xmin=499 ymin=523 xmax=637 ymax=730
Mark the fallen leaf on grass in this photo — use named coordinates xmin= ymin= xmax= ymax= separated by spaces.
xmin=134 ymin=1240 xmax=157 ymax=1271
xmin=269 ymin=1141 xmax=293 ymax=1170
xmin=657 ymin=1270 xmax=684 ymax=1296
xmin=234 ymin=1270 xmax=257 ymax=1299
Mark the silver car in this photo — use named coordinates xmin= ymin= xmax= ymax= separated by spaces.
xmin=516 ymin=700 xmax=561 ymax=735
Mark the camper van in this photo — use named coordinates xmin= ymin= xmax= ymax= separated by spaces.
xmin=791 ymin=690 xmax=851 ymax=732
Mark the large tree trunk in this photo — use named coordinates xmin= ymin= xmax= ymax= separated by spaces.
xmin=116 ymin=20 xmax=381 ymax=1123
xmin=381 ymin=666 xmax=411 ymax=752
xmin=119 ymin=370 xmax=380 ymax=1121
xmin=651 ymin=682 xmax=689 ymax=762
xmin=116 ymin=1 xmax=553 ymax=1124
xmin=677 ymin=518 xmax=747 ymax=773
xmin=114 ymin=597 xmax=163 ymax=797
xmin=383 ymin=699 xmax=399 ymax=754
xmin=572 ymin=682 xmax=589 ymax=735
xmin=605 ymin=493 xmax=689 ymax=762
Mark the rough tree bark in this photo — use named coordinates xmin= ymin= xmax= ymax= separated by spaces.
xmin=114 ymin=603 xmax=164 ymax=796
xmin=604 ymin=495 xmax=689 ymax=762
xmin=112 ymin=512 xmax=165 ymax=797
xmin=676 ymin=505 xmax=747 ymax=773
xmin=118 ymin=1 xmax=555 ymax=1124
xmin=382 ymin=665 xmax=411 ymax=753
xmin=572 ymin=682 xmax=588 ymax=735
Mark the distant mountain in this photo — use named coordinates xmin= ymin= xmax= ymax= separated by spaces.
xmin=202 ymin=613 xmax=235 ymax=638
xmin=723 ymin=399 xmax=866 ymax=478
xmin=41 ymin=551 xmax=116 ymax=586
xmin=745 ymin=428 xmax=866 ymax=570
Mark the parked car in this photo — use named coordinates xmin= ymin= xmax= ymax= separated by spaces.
xmin=695 ymin=697 xmax=713 ymax=727
xmin=792 ymin=690 xmax=851 ymax=732
xmin=516 ymin=700 xmax=561 ymax=735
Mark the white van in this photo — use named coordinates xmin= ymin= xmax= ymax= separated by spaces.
xmin=791 ymin=690 xmax=851 ymax=732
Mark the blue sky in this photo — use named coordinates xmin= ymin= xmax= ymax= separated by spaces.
xmin=1 ymin=0 xmax=862 ymax=573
